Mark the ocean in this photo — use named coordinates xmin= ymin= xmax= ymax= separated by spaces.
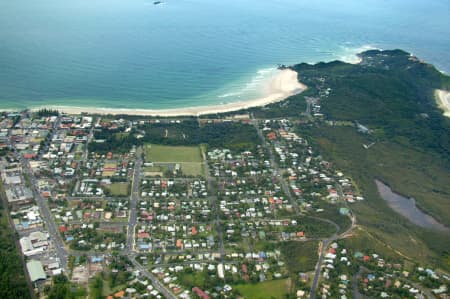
xmin=0 ymin=0 xmax=449 ymax=110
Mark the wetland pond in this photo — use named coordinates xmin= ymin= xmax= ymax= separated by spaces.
xmin=375 ymin=180 xmax=449 ymax=233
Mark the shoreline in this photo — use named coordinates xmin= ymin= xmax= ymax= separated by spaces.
xmin=435 ymin=89 xmax=450 ymax=118
xmin=30 ymin=69 xmax=306 ymax=117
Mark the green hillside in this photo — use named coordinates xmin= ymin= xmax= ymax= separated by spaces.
xmin=282 ymin=49 xmax=450 ymax=269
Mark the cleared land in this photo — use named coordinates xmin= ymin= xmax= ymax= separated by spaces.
xmin=280 ymin=241 xmax=319 ymax=273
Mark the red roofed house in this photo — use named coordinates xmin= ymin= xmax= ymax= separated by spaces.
xmin=138 ymin=232 xmax=150 ymax=239
xmin=192 ymin=287 xmax=210 ymax=299
xmin=23 ymin=152 xmax=37 ymax=159
xmin=41 ymin=191 xmax=51 ymax=198
xmin=241 ymin=264 xmax=248 ymax=274
xmin=176 ymin=239 xmax=183 ymax=248
xmin=267 ymin=132 xmax=277 ymax=140
xmin=191 ymin=226 xmax=197 ymax=235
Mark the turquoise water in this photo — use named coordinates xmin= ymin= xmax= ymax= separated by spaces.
xmin=0 ymin=0 xmax=449 ymax=110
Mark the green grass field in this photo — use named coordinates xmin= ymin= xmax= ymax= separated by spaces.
xmin=144 ymin=144 xmax=202 ymax=163
xmin=144 ymin=144 xmax=204 ymax=176
xmin=234 ymin=279 xmax=291 ymax=299
xmin=107 ymin=182 xmax=129 ymax=196
xmin=143 ymin=166 xmax=163 ymax=172
xmin=180 ymin=162 xmax=204 ymax=176
xmin=177 ymin=271 xmax=207 ymax=289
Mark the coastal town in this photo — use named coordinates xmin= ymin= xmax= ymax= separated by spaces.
xmin=0 ymin=109 xmax=448 ymax=299
xmin=1 ymin=0 xmax=450 ymax=294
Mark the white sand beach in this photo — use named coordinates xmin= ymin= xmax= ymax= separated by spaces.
xmin=40 ymin=69 xmax=306 ymax=117
xmin=435 ymin=89 xmax=450 ymax=118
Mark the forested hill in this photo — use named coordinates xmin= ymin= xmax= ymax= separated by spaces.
xmin=290 ymin=49 xmax=450 ymax=157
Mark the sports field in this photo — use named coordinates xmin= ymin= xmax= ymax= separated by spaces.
xmin=144 ymin=144 xmax=202 ymax=163
xmin=144 ymin=144 xmax=204 ymax=176
xmin=107 ymin=182 xmax=129 ymax=196
xmin=234 ymin=279 xmax=291 ymax=299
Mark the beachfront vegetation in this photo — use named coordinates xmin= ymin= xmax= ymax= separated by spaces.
xmin=34 ymin=108 xmax=59 ymax=117
xmin=89 ymin=120 xmax=260 ymax=154
xmin=140 ymin=120 xmax=260 ymax=152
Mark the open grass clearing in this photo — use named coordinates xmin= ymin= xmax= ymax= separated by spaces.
xmin=107 ymin=182 xmax=129 ymax=196
xmin=234 ymin=279 xmax=291 ymax=299
xmin=180 ymin=162 xmax=204 ymax=176
xmin=280 ymin=241 xmax=319 ymax=273
xmin=101 ymin=280 xmax=126 ymax=297
xmin=144 ymin=144 xmax=202 ymax=163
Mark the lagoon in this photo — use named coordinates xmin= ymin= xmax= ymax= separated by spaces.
xmin=375 ymin=180 xmax=449 ymax=233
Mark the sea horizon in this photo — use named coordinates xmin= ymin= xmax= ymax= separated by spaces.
xmin=1 ymin=0 xmax=449 ymax=111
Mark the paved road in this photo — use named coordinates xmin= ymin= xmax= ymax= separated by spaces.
xmin=309 ymin=187 xmax=357 ymax=299
xmin=250 ymin=117 xmax=358 ymax=299
xmin=37 ymin=114 xmax=60 ymax=160
xmin=148 ymin=259 xmax=240 ymax=269
xmin=66 ymin=220 xmax=127 ymax=228
xmin=251 ymin=117 xmax=300 ymax=213
xmin=129 ymin=255 xmax=177 ymax=299
xmin=83 ymin=121 xmax=94 ymax=161
xmin=127 ymin=146 xmax=142 ymax=251
xmin=21 ymin=157 xmax=69 ymax=272
xmin=203 ymin=155 xmax=225 ymax=262
xmin=352 ymin=266 xmax=364 ymax=299
xmin=305 ymin=97 xmax=314 ymax=118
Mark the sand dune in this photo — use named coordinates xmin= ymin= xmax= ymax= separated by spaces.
xmin=41 ymin=69 xmax=306 ymax=117
xmin=435 ymin=89 xmax=450 ymax=118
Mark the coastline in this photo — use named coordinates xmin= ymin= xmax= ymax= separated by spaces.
xmin=32 ymin=69 xmax=306 ymax=117
xmin=435 ymin=89 xmax=450 ymax=118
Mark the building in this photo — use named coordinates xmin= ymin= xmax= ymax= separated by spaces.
xmin=5 ymin=185 xmax=34 ymax=205
xmin=26 ymin=260 xmax=46 ymax=283
xmin=192 ymin=287 xmax=210 ymax=299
